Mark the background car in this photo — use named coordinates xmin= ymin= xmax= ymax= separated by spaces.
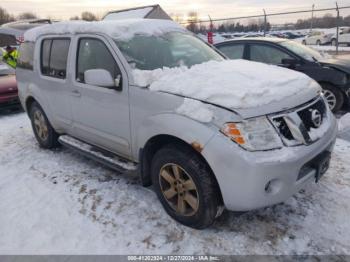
xmin=331 ymin=27 xmax=350 ymax=46
xmin=302 ymin=31 xmax=333 ymax=45
xmin=0 ymin=63 xmax=19 ymax=111
xmin=215 ymin=38 xmax=350 ymax=112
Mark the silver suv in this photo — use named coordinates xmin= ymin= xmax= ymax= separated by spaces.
xmin=16 ymin=19 xmax=338 ymax=229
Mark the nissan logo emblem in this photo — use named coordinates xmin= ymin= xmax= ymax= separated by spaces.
xmin=311 ymin=109 xmax=322 ymax=128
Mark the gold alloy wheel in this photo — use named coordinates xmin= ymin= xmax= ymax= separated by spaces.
xmin=159 ymin=163 xmax=199 ymax=216
xmin=33 ymin=110 xmax=49 ymax=141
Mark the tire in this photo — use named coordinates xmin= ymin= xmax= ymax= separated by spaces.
xmin=302 ymin=40 xmax=306 ymax=45
xmin=29 ymin=101 xmax=60 ymax=149
xmin=331 ymin=39 xmax=337 ymax=46
xmin=151 ymin=144 xmax=221 ymax=229
xmin=316 ymin=40 xmax=321 ymax=46
xmin=321 ymin=83 xmax=344 ymax=113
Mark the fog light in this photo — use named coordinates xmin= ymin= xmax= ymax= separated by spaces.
xmin=264 ymin=179 xmax=282 ymax=195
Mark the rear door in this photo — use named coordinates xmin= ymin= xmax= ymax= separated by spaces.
xmin=38 ymin=37 xmax=73 ymax=131
xmin=69 ymin=35 xmax=131 ymax=158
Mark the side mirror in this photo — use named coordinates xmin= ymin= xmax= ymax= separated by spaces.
xmin=281 ymin=58 xmax=300 ymax=68
xmin=84 ymin=69 xmax=119 ymax=88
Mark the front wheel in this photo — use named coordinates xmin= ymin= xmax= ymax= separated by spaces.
xmin=316 ymin=40 xmax=321 ymax=46
xmin=322 ymin=83 xmax=344 ymax=113
xmin=331 ymin=39 xmax=337 ymax=46
xmin=151 ymin=145 xmax=222 ymax=229
xmin=302 ymin=40 xmax=307 ymax=45
xmin=29 ymin=101 xmax=60 ymax=149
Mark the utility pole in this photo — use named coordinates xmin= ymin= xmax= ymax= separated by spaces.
xmin=310 ymin=4 xmax=315 ymax=32
xmin=336 ymin=2 xmax=340 ymax=55
xmin=263 ymin=9 xmax=267 ymax=36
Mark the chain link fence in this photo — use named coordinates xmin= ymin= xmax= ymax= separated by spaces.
xmin=181 ymin=5 xmax=350 ymax=54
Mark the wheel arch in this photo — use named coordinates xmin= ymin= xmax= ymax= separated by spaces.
xmin=139 ymin=134 xmax=224 ymax=204
xmin=25 ymin=96 xmax=37 ymax=113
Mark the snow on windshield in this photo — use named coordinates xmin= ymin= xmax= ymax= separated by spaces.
xmin=24 ymin=19 xmax=186 ymax=42
xmin=132 ymin=60 xmax=321 ymax=109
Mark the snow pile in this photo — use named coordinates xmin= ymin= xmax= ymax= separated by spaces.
xmin=24 ymin=19 xmax=186 ymax=42
xmin=176 ymin=98 xmax=214 ymax=123
xmin=338 ymin=113 xmax=350 ymax=133
xmin=133 ymin=60 xmax=321 ymax=109
xmin=1 ymin=113 xmax=350 ymax=254
xmin=104 ymin=7 xmax=153 ymax=20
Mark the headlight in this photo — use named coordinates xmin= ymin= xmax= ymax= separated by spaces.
xmin=221 ymin=117 xmax=283 ymax=151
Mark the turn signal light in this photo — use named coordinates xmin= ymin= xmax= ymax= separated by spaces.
xmin=221 ymin=123 xmax=245 ymax=145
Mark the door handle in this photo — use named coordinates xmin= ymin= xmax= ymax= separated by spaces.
xmin=71 ymin=90 xmax=81 ymax=97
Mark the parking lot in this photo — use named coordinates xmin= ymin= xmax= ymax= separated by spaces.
xmin=0 ymin=111 xmax=349 ymax=255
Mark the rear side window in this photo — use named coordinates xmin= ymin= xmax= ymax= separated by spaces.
xmin=0 ymin=33 xmax=17 ymax=46
xmin=217 ymin=44 xmax=245 ymax=60
xmin=76 ymin=38 xmax=121 ymax=83
xmin=18 ymin=42 xmax=35 ymax=70
xmin=41 ymin=38 xmax=70 ymax=79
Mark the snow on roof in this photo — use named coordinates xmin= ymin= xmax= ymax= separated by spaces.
xmin=103 ymin=7 xmax=153 ymax=20
xmin=132 ymin=60 xmax=321 ymax=109
xmin=24 ymin=19 xmax=186 ymax=42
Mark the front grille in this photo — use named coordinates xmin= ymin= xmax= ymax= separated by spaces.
xmin=273 ymin=117 xmax=294 ymax=140
xmin=270 ymin=97 xmax=329 ymax=146
xmin=297 ymin=99 xmax=326 ymax=131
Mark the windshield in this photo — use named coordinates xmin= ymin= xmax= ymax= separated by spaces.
xmin=114 ymin=31 xmax=224 ymax=70
xmin=280 ymin=40 xmax=325 ymax=62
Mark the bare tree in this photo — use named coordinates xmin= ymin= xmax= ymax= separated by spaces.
xmin=18 ymin=12 xmax=37 ymax=20
xmin=70 ymin=16 xmax=80 ymax=21
xmin=186 ymin=11 xmax=199 ymax=33
xmin=0 ymin=7 xmax=15 ymax=25
xmin=81 ymin=11 xmax=98 ymax=21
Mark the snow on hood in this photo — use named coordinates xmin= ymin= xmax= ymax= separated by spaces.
xmin=24 ymin=19 xmax=186 ymax=42
xmin=132 ymin=60 xmax=321 ymax=109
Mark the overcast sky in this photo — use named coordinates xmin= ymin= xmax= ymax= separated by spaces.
xmin=1 ymin=0 xmax=350 ymax=22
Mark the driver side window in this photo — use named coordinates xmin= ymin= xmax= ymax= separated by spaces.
xmin=250 ymin=44 xmax=292 ymax=65
xmin=76 ymin=38 xmax=121 ymax=84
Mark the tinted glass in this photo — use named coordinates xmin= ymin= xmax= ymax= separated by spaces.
xmin=77 ymin=38 xmax=120 ymax=83
xmin=250 ymin=44 xmax=292 ymax=65
xmin=41 ymin=39 xmax=51 ymax=75
xmin=49 ymin=39 xmax=70 ymax=78
xmin=41 ymin=38 xmax=70 ymax=79
xmin=18 ymin=42 xmax=35 ymax=70
xmin=217 ymin=44 xmax=245 ymax=59
xmin=114 ymin=32 xmax=224 ymax=70
xmin=0 ymin=34 xmax=17 ymax=46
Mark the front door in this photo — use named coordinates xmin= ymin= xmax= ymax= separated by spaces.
xmin=70 ymin=36 xmax=131 ymax=158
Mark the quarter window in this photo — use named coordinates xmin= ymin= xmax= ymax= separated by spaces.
xmin=250 ymin=44 xmax=292 ymax=65
xmin=17 ymin=42 xmax=35 ymax=70
xmin=41 ymin=38 xmax=70 ymax=79
xmin=76 ymin=38 xmax=121 ymax=84
xmin=217 ymin=44 xmax=245 ymax=60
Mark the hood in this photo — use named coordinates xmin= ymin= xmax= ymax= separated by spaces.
xmin=0 ymin=75 xmax=17 ymax=94
xmin=320 ymin=55 xmax=350 ymax=74
xmin=132 ymin=60 xmax=321 ymax=118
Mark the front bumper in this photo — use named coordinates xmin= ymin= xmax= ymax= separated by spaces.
xmin=202 ymin=114 xmax=338 ymax=211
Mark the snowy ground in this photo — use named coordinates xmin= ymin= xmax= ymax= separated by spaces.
xmin=1 ymin=112 xmax=350 ymax=255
